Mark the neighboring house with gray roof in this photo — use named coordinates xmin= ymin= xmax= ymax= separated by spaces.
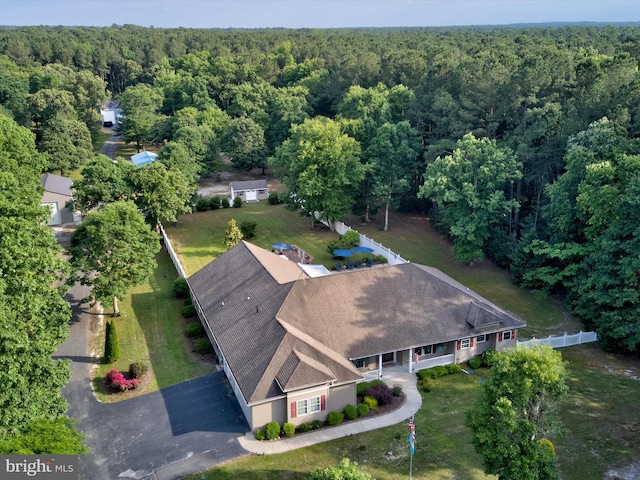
xmin=188 ymin=241 xmax=526 ymax=430
xmin=229 ymin=179 xmax=268 ymax=203
xmin=41 ymin=173 xmax=76 ymax=225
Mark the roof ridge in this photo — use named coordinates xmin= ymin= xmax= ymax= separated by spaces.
xmin=276 ymin=318 xmax=362 ymax=377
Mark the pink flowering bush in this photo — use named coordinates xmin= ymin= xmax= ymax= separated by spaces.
xmin=107 ymin=369 xmax=140 ymax=391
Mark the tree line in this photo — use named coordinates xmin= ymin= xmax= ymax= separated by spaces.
xmin=1 ymin=25 xmax=639 ymax=353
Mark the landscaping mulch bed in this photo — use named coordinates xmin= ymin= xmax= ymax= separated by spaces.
xmin=359 ymin=393 xmax=406 ymax=419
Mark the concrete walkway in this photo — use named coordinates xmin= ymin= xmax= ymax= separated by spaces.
xmin=238 ymin=366 xmax=422 ymax=454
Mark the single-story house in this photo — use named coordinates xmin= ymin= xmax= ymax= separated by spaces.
xmin=188 ymin=241 xmax=526 ymax=430
xmin=131 ymin=151 xmax=158 ymax=167
xmin=229 ymin=179 xmax=268 ymax=203
xmin=41 ymin=173 xmax=76 ymax=225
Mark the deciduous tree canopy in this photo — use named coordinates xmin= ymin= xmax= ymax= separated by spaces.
xmin=67 ymin=200 xmax=160 ymax=316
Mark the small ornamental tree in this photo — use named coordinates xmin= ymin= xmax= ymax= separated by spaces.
xmin=223 ymin=218 xmax=243 ymax=249
xmin=104 ymin=321 xmax=120 ymax=364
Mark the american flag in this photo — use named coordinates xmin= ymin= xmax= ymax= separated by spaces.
xmin=408 ymin=416 xmax=416 ymax=455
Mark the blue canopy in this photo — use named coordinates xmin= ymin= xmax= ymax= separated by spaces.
xmin=272 ymin=242 xmax=292 ymax=250
xmin=353 ymin=246 xmax=374 ymax=254
xmin=333 ymin=249 xmax=355 ymax=257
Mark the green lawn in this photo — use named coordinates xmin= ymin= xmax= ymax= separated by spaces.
xmin=92 ymin=252 xmax=214 ymax=402
xmin=165 ymin=203 xmax=340 ymax=276
xmin=165 ymin=205 xmax=640 ymax=479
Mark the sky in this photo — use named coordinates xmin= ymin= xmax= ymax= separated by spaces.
xmin=1 ymin=0 xmax=639 ymax=29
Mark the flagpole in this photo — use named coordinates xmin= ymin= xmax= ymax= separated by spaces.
xmin=409 ymin=444 xmax=413 ymax=480
xmin=408 ymin=411 xmax=415 ymax=480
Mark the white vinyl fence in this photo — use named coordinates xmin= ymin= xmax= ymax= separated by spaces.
xmin=517 ymin=331 xmax=597 ymax=349
xmin=330 ymin=219 xmax=409 ymax=265
xmin=157 ymin=221 xmax=186 ymax=278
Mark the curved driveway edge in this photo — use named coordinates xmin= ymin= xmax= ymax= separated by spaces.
xmin=57 ymin=279 xmax=249 ymax=480
xmin=238 ymin=366 xmax=422 ymax=455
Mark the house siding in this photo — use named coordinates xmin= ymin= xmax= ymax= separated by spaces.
xmin=251 ymin=397 xmax=286 ymax=430
xmin=327 ymin=383 xmax=356 ymax=413
xmin=286 ymin=386 xmax=330 ymax=426
xmin=41 ymin=192 xmax=74 ymax=225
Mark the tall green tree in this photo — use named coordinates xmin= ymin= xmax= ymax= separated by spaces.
xmin=520 ymin=118 xmax=640 ymax=351
xmin=39 ymin=113 xmax=93 ymax=175
xmin=119 ymin=83 xmax=164 ymax=152
xmin=67 ymin=200 xmax=160 ymax=316
xmin=0 ymin=115 xmax=74 ymax=441
xmin=466 ymin=344 xmax=567 ymax=480
xmin=419 ymin=133 xmax=522 ymax=263
xmin=0 ymin=417 xmax=88 ymax=455
xmin=131 ymin=161 xmax=194 ymax=224
xmin=270 ymin=116 xmax=363 ymax=230
xmin=71 ymin=154 xmax=135 ymax=213
xmin=224 ymin=116 xmax=268 ymax=173
xmin=365 ymin=121 xmax=421 ymax=230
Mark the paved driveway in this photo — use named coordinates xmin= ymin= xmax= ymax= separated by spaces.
xmin=57 ymin=277 xmax=248 ymax=480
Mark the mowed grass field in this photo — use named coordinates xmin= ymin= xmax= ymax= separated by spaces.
xmin=166 ymin=202 xmax=640 ymax=480
xmin=91 ymin=252 xmax=214 ymax=402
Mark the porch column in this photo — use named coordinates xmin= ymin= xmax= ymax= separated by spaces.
xmin=378 ymin=353 xmax=383 ymax=379
xmin=408 ymin=348 xmax=413 ymax=373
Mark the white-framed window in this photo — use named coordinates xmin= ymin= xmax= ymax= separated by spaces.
xmin=414 ymin=345 xmax=432 ymax=356
xmin=297 ymin=396 xmax=321 ymax=416
xmin=502 ymin=331 xmax=512 ymax=341
xmin=460 ymin=338 xmax=471 ymax=349
xmin=476 ymin=334 xmax=486 ymax=343
xmin=297 ymin=399 xmax=308 ymax=416
xmin=309 ymin=396 xmax=321 ymax=413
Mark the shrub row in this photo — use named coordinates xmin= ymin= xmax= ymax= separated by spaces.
xmin=194 ymin=195 xmax=229 ymax=211
xmin=185 ymin=322 xmax=205 ymax=338
xmin=296 ymin=420 xmax=322 ymax=433
xmin=255 ymin=421 xmax=299 ymax=440
xmin=467 ymin=349 xmax=498 ymax=370
xmin=193 ymin=337 xmax=214 ymax=355
xmin=416 ymin=363 xmax=462 ymax=380
xmin=255 ymin=399 xmax=378 ymax=441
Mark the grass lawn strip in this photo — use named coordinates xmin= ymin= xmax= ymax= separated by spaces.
xmin=91 ymin=251 xmax=213 ymax=402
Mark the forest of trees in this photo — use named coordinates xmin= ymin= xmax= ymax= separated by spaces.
xmin=1 ymin=24 xmax=639 ymax=359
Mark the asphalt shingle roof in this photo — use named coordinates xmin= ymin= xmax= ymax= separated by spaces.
xmin=41 ymin=173 xmax=72 ymax=196
xmin=229 ymin=180 xmax=268 ymax=191
xmin=188 ymin=242 xmax=526 ymax=405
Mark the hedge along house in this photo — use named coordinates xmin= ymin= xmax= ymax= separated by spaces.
xmin=229 ymin=179 xmax=268 ymax=203
xmin=188 ymin=241 xmax=525 ymax=430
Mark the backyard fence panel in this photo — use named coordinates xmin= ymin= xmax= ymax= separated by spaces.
xmin=517 ymin=331 xmax=597 ymax=349
xmin=331 ymin=219 xmax=409 ymax=265
xmin=157 ymin=221 xmax=187 ymax=278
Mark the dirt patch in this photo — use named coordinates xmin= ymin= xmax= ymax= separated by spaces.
xmin=197 ymin=153 xmax=285 ymax=197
